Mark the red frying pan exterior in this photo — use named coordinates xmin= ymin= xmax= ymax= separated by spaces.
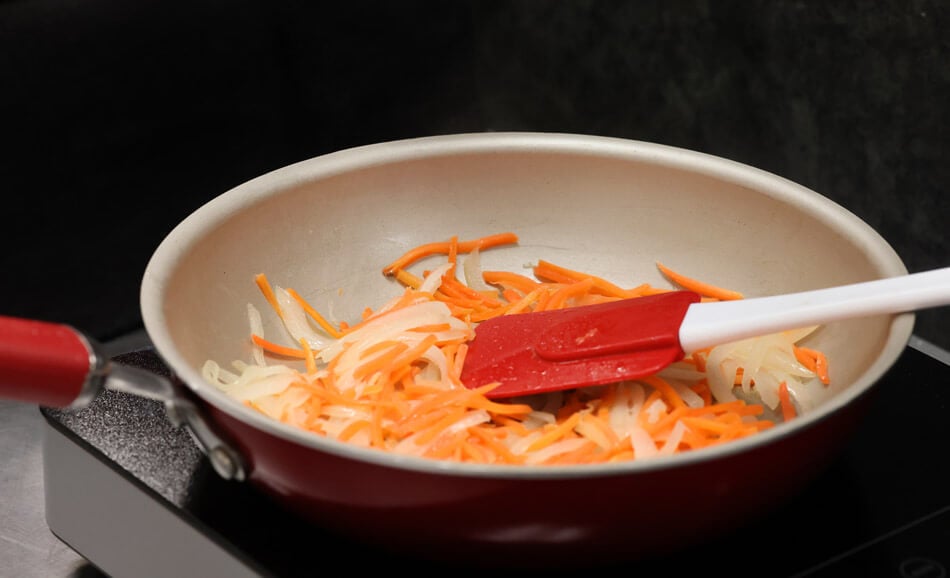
xmin=199 ymin=387 xmax=873 ymax=567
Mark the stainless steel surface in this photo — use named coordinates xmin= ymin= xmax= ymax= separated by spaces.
xmin=0 ymin=401 xmax=96 ymax=577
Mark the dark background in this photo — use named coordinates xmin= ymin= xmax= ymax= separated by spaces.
xmin=3 ymin=0 xmax=948 ymax=349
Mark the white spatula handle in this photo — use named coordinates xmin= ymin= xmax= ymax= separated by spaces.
xmin=678 ymin=267 xmax=950 ymax=353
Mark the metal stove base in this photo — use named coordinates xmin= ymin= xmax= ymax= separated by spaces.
xmin=43 ymin=420 xmax=261 ymax=578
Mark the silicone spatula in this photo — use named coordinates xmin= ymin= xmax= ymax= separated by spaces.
xmin=459 ymin=267 xmax=950 ymax=399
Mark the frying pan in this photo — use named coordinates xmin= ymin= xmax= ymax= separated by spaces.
xmin=0 ymin=133 xmax=914 ymax=568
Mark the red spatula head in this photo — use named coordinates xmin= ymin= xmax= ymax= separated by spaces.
xmin=460 ymin=291 xmax=701 ymax=398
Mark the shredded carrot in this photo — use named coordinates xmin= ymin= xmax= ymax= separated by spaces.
xmin=482 ymin=270 xmax=543 ymax=295
xmin=500 ymin=288 xmax=524 ymax=303
xmin=353 ymin=341 xmax=410 ymax=380
xmin=539 ymin=277 xmax=595 ymax=311
xmin=468 ymin=427 xmax=524 ymax=464
xmin=439 ymin=275 xmax=504 ymax=309
xmin=254 ymin=273 xmax=282 ymax=316
xmin=299 ymin=338 xmax=317 ymax=374
xmin=414 ymin=406 xmax=467 ymax=445
xmin=778 ymin=382 xmax=797 ymax=421
xmin=534 ymin=259 xmax=654 ymax=299
xmin=655 ymin=262 xmax=744 ymax=301
xmin=795 ymin=346 xmax=830 ymax=384
xmin=487 ymin=287 xmax=545 ymax=318
xmin=204 ymin=232 xmax=833 ymax=467
xmin=690 ymin=381 xmax=713 ymax=406
xmin=394 ymin=268 xmax=423 ymax=289
xmin=815 ymin=352 xmax=830 ymax=385
xmin=526 ymin=412 xmax=582 ymax=453
xmin=640 ymin=375 xmax=687 ymax=410
xmin=338 ymin=419 xmax=372 ymax=442
xmin=286 ymin=288 xmax=343 ymax=339
xmin=382 ymin=232 xmax=519 ymax=276
xmin=251 ymin=334 xmax=307 ymax=358
xmin=576 ymin=412 xmax=621 ymax=452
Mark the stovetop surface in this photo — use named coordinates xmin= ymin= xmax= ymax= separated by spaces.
xmin=42 ymin=341 xmax=950 ymax=577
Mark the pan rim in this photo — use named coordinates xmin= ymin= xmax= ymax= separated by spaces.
xmin=140 ymin=131 xmax=913 ymax=480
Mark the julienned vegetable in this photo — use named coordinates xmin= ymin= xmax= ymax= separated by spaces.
xmin=201 ymin=233 xmax=831 ymax=466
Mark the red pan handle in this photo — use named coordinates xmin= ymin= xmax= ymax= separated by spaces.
xmin=0 ymin=316 xmax=247 ymax=480
xmin=0 ymin=316 xmax=102 ymax=408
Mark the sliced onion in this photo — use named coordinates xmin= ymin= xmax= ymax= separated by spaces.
xmin=275 ymin=286 xmax=332 ymax=350
xmin=608 ymin=382 xmax=646 ymax=438
xmin=462 ymin=248 xmax=495 ymax=292
xmin=253 ymin=385 xmax=311 ymax=421
xmin=658 ymin=363 xmax=706 ymax=382
xmin=659 ymin=420 xmax=689 ymax=455
xmin=417 ymin=261 xmax=454 ymax=294
xmin=669 ymin=379 xmax=705 ymax=409
xmin=247 ymin=303 xmax=265 ymax=366
xmin=524 ymin=438 xmax=590 ymax=465
xmin=201 ymin=360 xmax=238 ymax=385
xmin=705 ymin=327 xmax=825 ymax=411
xmin=321 ymin=301 xmax=459 ymax=360
xmin=644 ymin=398 xmax=667 ymax=424
xmin=220 ymin=366 xmax=299 ymax=401
xmin=629 ymin=426 xmax=659 ymax=459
